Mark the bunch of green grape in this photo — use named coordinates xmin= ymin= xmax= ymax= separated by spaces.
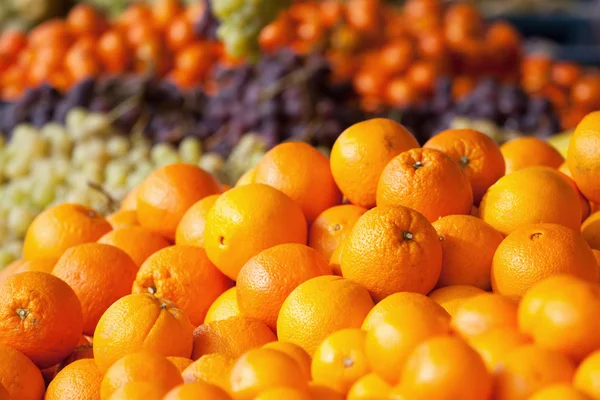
xmin=212 ymin=0 xmax=292 ymax=59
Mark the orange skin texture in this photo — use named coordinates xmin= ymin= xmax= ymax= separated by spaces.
xmin=108 ymin=381 xmax=169 ymax=400
xmin=582 ymin=211 xmax=600 ymax=250
xmin=45 ymin=359 xmax=102 ymax=400
xmin=237 ymin=243 xmax=332 ymax=331
xmin=106 ymin=209 xmax=139 ymax=229
xmin=492 ymin=223 xmax=599 ymax=297
xmin=263 ymin=342 xmax=312 ymax=382
xmin=167 ymin=357 xmax=193 ymax=373
xmin=398 ymin=336 xmax=492 ymax=400
xmin=428 ymin=285 xmax=486 ymax=317
xmin=558 ymin=162 xmax=591 ymax=221
xmin=229 ymin=348 xmax=308 ymax=400
xmin=100 ymin=352 xmax=183 ymax=399
xmin=574 ymin=351 xmax=600 ymax=399
xmin=328 ymin=236 xmax=346 ymax=276
xmin=98 ymin=226 xmax=171 ymax=267
xmin=255 ymin=387 xmax=311 ymax=400
xmin=501 ymin=136 xmax=565 ymax=174
xmin=308 ymin=382 xmax=345 ymax=400
xmin=330 ymin=118 xmax=420 ymax=208
xmin=479 ymin=167 xmax=582 ymax=236
xmin=0 ymin=258 xmax=56 ymax=282
xmin=424 ymin=128 xmax=505 ymax=204
xmin=451 ymin=293 xmax=518 ymax=338
xmin=23 ymin=203 xmax=112 ymax=261
xmin=0 ymin=272 xmax=83 ymax=369
xmin=529 ymin=384 xmax=592 ymax=400
xmin=235 ymin=168 xmax=256 ymax=187
xmin=175 ymin=194 xmax=220 ymax=247
xmin=57 ymin=343 xmax=94 ymax=372
xmin=308 ymin=204 xmax=367 ymax=261
xmin=340 ymin=205 xmax=443 ymax=301
xmin=164 ymin=382 xmax=232 ymax=400
xmin=432 ymin=215 xmax=504 ymax=290
xmin=132 ymin=245 xmax=231 ymax=326
xmin=567 ymin=111 xmax=600 ymax=203
xmin=204 ymin=184 xmax=307 ymax=281
xmin=376 ymin=148 xmax=473 ymax=222
xmin=494 ymin=345 xmax=576 ymax=400
xmin=347 ymin=373 xmax=391 ymax=399
xmin=182 ymin=353 xmax=234 ymax=391
xmin=254 ymin=142 xmax=342 ymax=223
xmin=277 ymin=276 xmax=374 ymax=356
xmin=0 ymin=343 xmax=45 ymax=400
xmin=518 ymin=275 xmax=600 ymax=362
xmin=467 ymin=327 xmax=531 ymax=371
xmin=191 ymin=316 xmax=276 ymax=360
xmin=593 ymin=249 xmax=600 ymax=271
xmin=204 ymin=287 xmax=241 ymax=324
xmin=136 ymin=163 xmax=221 ymax=240
xmin=93 ymin=294 xmax=194 ymax=373
xmin=120 ymin=185 xmax=140 ymax=211
xmin=52 ymin=243 xmax=138 ymax=335
xmin=312 ymin=329 xmax=370 ymax=394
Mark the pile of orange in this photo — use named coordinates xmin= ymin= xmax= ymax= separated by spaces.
xmin=1 ymin=111 xmax=600 ymax=399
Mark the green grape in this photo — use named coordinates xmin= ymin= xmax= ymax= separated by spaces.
xmin=199 ymin=153 xmax=225 ymax=175
xmin=179 ymin=137 xmax=203 ymax=164
xmin=107 ymin=136 xmax=131 ymax=158
xmin=7 ymin=206 xmax=36 ymax=239
xmin=105 ymin=160 xmax=131 ymax=188
xmin=151 ymin=143 xmax=180 ymax=167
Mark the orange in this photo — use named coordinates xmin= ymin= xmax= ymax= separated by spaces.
xmin=204 ymin=184 xmax=307 ymax=280
xmin=204 ymin=287 xmax=241 ymax=324
xmin=263 ymin=342 xmax=312 ymax=381
xmin=106 ymin=210 xmax=139 ymax=228
xmin=98 ymin=226 xmax=170 ymax=266
xmin=57 ymin=341 xmax=94 ymax=371
xmin=277 ymin=276 xmax=374 ymax=356
xmin=329 ymin=118 xmax=420 ymax=208
xmin=120 ymin=185 xmax=140 ymax=211
xmin=480 ymin=167 xmax=582 ymax=235
xmin=451 ymin=293 xmax=518 ymax=338
xmin=312 ymin=329 xmax=370 ymax=394
xmin=191 ymin=316 xmax=276 ymax=360
xmin=328 ymin=236 xmax=346 ymax=276
xmin=0 ymin=343 xmax=45 ymax=400
xmin=340 ymin=205 xmax=442 ymax=300
xmin=0 ymin=258 xmax=56 ymax=282
xmin=0 ymin=385 xmax=6 ymax=400
xmin=45 ymin=359 xmax=102 ymax=400
xmin=255 ymin=387 xmax=310 ymax=400
xmin=424 ymin=128 xmax=505 ymax=204
xmin=376 ymin=148 xmax=473 ymax=222
xmin=237 ymin=243 xmax=331 ymax=331
xmin=428 ymin=285 xmax=486 ymax=317
xmin=494 ymin=344 xmax=576 ymax=400
xmin=582 ymin=211 xmax=600 ymax=250
xmin=136 ymin=163 xmax=221 ymax=240
xmin=132 ymin=245 xmax=231 ymax=326
xmin=398 ymin=336 xmax=492 ymax=400
xmin=467 ymin=328 xmax=531 ymax=371
xmin=432 ymin=215 xmax=504 ymax=290
xmin=167 ymin=357 xmax=193 ymax=373
xmin=567 ymin=111 xmax=600 ymax=203
xmin=574 ymin=351 xmax=600 ymax=399
xmin=108 ymin=382 xmax=170 ymax=400
xmin=0 ymin=271 xmax=83 ymax=369
xmin=254 ymin=142 xmax=342 ymax=223
xmin=501 ymin=137 xmax=565 ymax=174
xmin=175 ymin=194 xmax=220 ymax=247
xmin=308 ymin=382 xmax=345 ymax=400
xmin=346 ymin=373 xmax=391 ymax=399
xmin=164 ymin=382 xmax=232 ymax=400
xmin=182 ymin=353 xmax=234 ymax=391
xmin=235 ymin=168 xmax=256 ymax=187
xmin=308 ymin=205 xmax=367 ymax=261
xmin=23 ymin=203 xmax=111 ymax=261
xmin=52 ymin=243 xmax=138 ymax=335
xmin=229 ymin=348 xmax=308 ymax=399
xmin=492 ymin=223 xmax=599 ymax=296
xmin=100 ymin=351 xmax=183 ymax=399
xmin=361 ymin=292 xmax=450 ymax=331
xmin=559 ymin=162 xmax=592 ymax=221
xmin=519 ymin=275 xmax=600 ymax=362
xmin=529 ymin=384 xmax=592 ymax=400
xmin=93 ymin=294 xmax=193 ymax=373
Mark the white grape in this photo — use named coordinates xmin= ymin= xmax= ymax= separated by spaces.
xmin=107 ymin=136 xmax=131 ymax=158
xmin=179 ymin=137 xmax=203 ymax=164
xmin=7 ymin=206 xmax=36 ymax=238
xmin=4 ymin=154 xmax=31 ymax=179
xmin=105 ymin=160 xmax=131 ymax=188
xmin=82 ymin=161 xmax=105 ymax=185
xmin=65 ymin=107 xmax=90 ymax=138
xmin=83 ymin=113 xmax=112 ymax=138
xmin=151 ymin=143 xmax=180 ymax=167
xmin=199 ymin=153 xmax=225 ymax=175
xmin=127 ymin=145 xmax=151 ymax=164
xmin=41 ymin=123 xmax=73 ymax=156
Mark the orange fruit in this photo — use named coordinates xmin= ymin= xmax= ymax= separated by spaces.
xmin=235 ymin=168 xmax=256 ymax=187
xmin=494 ymin=344 xmax=576 ymax=400
xmin=340 ymin=205 xmax=442 ymax=300
xmin=237 ymin=243 xmax=331 ymax=331
xmin=0 ymin=385 xmax=6 ymax=400
xmin=492 ymin=223 xmax=599 ymax=296
xmin=132 ymin=245 xmax=231 ymax=326
xmin=582 ymin=211 xmax=600 ymax=250
xmin=519 ymin=275 xmax=600 ymax=362
xmin=312 ymin=329 xmax=370 ymax=394
xmin=204 ymin=184 xmax=307 ymax=280
xmin=108 ymin=381 xmax=170 ymax=400
xmin=263 ymin=342 xmax=312 ymax=381
xmin=93 ymin=294 xmax=193 ymax=373
xmin=175 ymin=194 xmax=220 ymax=247
xmin=57 ymin=341 xmax=94 ymax=371
xmin=376 ymin=148 xmax=473 ymax=222
xmin=308 ymin=382 xmax=345 ymax=400
xmin=328 ymin=236 xmax=346 ymax=276
xmin=255 ymin=387 xmax=310 ymax=400
xmin=567 ymin=111 xmax=600 ymax=203
xmin=277 ymin=276 xmax=374 ymax=356
xmin=428 ymin=285 xmax=486 ymax=317
xmin=529 ymin=384 xmax=592 ymax=400
xmin=136 ymin=163 xmax=221 ymax=240
xmin=23 ymin=203 xmax=111 ymax=261
xmin=346 ymin=373 xmax=391 ymax=399
xmin=106 ymin=209 xmax=139 ymax=228
xmin=52 ymin=243 xmax=138 ymax=335
xmin=424 ymin=128 xmax=505 ymax=204
xmin=308 ymin=204 xmax=367 ymax=261
xmin=467 ymin=327 xmax=531 ymax=371
xmin=167 ymin=357 xmax=193 ymax=373
xmin=182 ymin=353 xmax=234 ymax=390
xmin=45 ymin=359 xmax=102 ymax=400
xmin=191 ymin=316 xmax=276 ymax=360
xmin=501 ymin=137 xmax=565 ymax=174
xmin=100 ymin=351 xmax=183 ymax=399
xmin=330 ymin=118 xmax=420 ymax=208
xmin=480 ymin=167 xmax=582 ymax=235
xmin=574 ymin=350 xmax=600 ymax=399
xmin=0 ymin=258 xmax=56 ymax=282
xmin=559 ymin=162 xmax=592 ymax=222
xmin=120 ymin=185 xmax=140 ymax=211
xmin=0 ymin=271 xmax=83 ymax=369
xmin=204 ymin=287 xmax=241 ymax=324
xmin=164 ymin=382 xmax=232 ymax=400
xmin=398 ymin=336 xmax=492 ymax=400
xmin=0 ymin=343 xmax=45 ymax=400
xmin=254 ymin=142 xmax=342 ymax=223
xmin=451 ymin=293 xmax=518 ymax=338
xmin=432 ymin=215 xmax=503 ymax=290
xmin=229 ymin=348 xmax=308 ymax=399
xmin=98 ymin=226 xmax=170 ymax=266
